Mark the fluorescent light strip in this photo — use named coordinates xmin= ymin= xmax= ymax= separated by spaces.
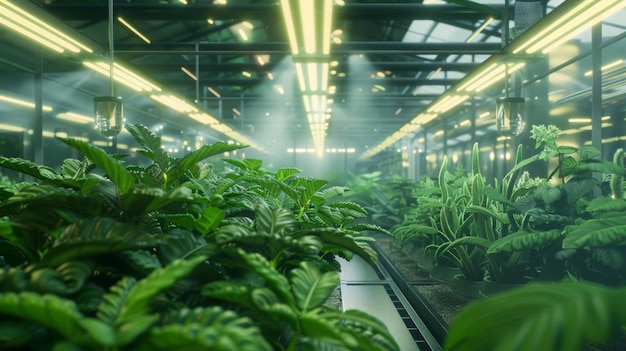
xmin=0 ymin=95 xmax=52 ymax=111
xmin=0 ymin=1 xmax=92 ymax=53
xmin=151 ymin=94 xmax=198 ymax=113
xmin=207 ymin=86 xmax=221 ymax=98
xmin=513 ymin=0 xmax=625 ymax=55
xmin=84 ymin=61 xmax=161 ymax=92
xmin=322 ymin=0 xmax=333 ymax=54
xmin=118 ymin=17 xmax=151 ymax=44
xmin=181 ymin=67 xmax=198 ymax=80
xmin=300 ymin=0 xmax=316 ymax=54
xmin=189 ymin=113 xmax=219 ymax=125
xmin=57 ymin=112 xmax=92 ymax=124
xmin=466 ymin=17 xmax=493 ymax=43
xmin=531 ymin=0 xmax=624 ymax=54
xmin=237 ymin=28 xmax=248 ymax=41
xmin=0 ymin=123 xmax=25 ymax=132
xmin=584 ymin=59 xmax=624 ymax=77
xmin=280 ymin=0 xmax=299 ymax=54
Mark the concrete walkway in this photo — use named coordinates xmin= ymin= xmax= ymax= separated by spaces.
xmin=339 ymin=255 xmax=429 ymax=351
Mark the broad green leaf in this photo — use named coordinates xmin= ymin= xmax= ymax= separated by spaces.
xmin=311 ymin=186 xmax=349 ymax=205
xmin=137 ymin=307 xmax=271 ymax=351
xmin=328 ymin=201 xmax=367 ymax=217
xmin=118 ymin=256 xmax=206 ymax=323
xmin=194 ymin=206 xmax=225 ymax=235
xmin=290 ymin=262 xmax=339 ymax=312
xmin=483 ymin=185 xmax=515 ymax=207
xmin=117 ymin=250 xmax=163 ymax=275
xmin=250 ymin=288 xmax=298 ymax=324
xmin=556 ymin=145 xmax=578 ymax=155
xmin=578 ymin=146 xmax=601 ymax=160
xmin=236 ymin=250 xmax=293 ymax=306
xmin=325 ymin=309 xmax=399 ymax=351
xmin=254 ymin=201 xmax=295 ymax=235
xmin=559 ymin=156 xmax=578 ymax=178
xmin=586 ymin=198 xmax=626 ymax=215
xmin=78 ymin=318 xmax=116 ymax=346
xmin=0 ymin=292 xmax=87 ymax=345
xmin=0 ymin=156 xmax=60 ymax=181
xmin=158 ymin=213 xmax=196 ymax=231
xmin=300 ymin=313 xmax=358 ymax=347
xmin=314 ymin=228 xmax=378 ymax=265
xmin=578 ymin=160 xmax=626 ymax=176
xmin=277 ymin=167 xmax=301 ymax=182
xmin=166 ymin=142 xmax=247 ymax=185
xmin=201 ymin=281 xmax=254 ymax=307
xmin=445 ymin=282 xmax=626 ymax=351
xmin=488 ymin=229 xmax=562 ymax=253
xmin=465 ymin=204 xmax=509 ymax=223
xmin=61 ymin=158 xmax=86 ymax=178
xmin=563 ymin=215 xmax=626 ymax=248
xmin=58 ymin=138 xmax=136 ymax=193
xmin=291 ymin=177 xmax=328 ymax=208
xmin=28 ymin=260 xmax=93 ymax=295
xmin=39 ymin=217 xmax=164 ymax=267
xmin=124 ymin=124 xmax=171 ymax=172
xmin=223 ymin=158 xmax=264 ymax=171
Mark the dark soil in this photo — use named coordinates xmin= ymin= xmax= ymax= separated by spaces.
xmin=373 ymin=237 xmax=467 ymax=325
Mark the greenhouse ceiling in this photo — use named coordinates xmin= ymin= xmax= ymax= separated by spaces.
xmin=0 ymin=0 xmax=576 ymax=158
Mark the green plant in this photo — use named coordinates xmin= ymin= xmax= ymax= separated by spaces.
xmin=0 ymin=124 xmax=398 ymax=350
xmin=445 ymin=281 xmax=626 ymax=351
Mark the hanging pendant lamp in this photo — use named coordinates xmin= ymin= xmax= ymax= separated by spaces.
xmin=94 ymin=0 xmax=123 ymax=139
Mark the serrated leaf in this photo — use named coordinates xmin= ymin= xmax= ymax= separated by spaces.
xmin=39 ymin=217 xmax=164 ymax=267
xmin=137 ymin=307 xmax=272 ymax=351
xmin=0 ymin=156 xmax=61 ymax=181
xmin=195 ymin=206 xmax=225 ymax=235
xmin=223 ymin=158 xmax=263 ymax=171
xmin=559 ymin=156 xmax=578 ymax=178
xmin=311 ymin=186 xmax=349 ymax=205
xmin=201 ymin=281 xmax=254 ymax=307
xmin=254 ymin=201 xmax=295 ymax=235
xmin=58 ymin=138 xmax=136 ymax=193
xmin=61 ymin=158 xmax=86 ymax=178
xmin=0 ymin=292 xmax=86 ymax=345
xmin=277 ymin=167 xmax=301 ymax=182
xmin=291 ymin=262 xmax=339 ymax=312
xmin=166 ymin=142 xmax=247 ymax=185
xmin=300 ymin=313 xmax=358 ymax=347
xmin=579 ymin=146 xmax=601 ymax=160
xmin=124 ymin=124 xmax=172 ymax=172
xmin=118 ymin=256 xmax=206 ymax=323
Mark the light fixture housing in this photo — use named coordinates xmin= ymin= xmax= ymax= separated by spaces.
xmin=496 ymin=97 xmax=525 ymax=137
xmin=93 ymin=96 xmax=124 ymax=139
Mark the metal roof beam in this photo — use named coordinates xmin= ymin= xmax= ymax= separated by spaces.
xmin=44 ymin=3 xmax=504 ymax=21
xmin=115 ymin=42 xmax=500 ymax=55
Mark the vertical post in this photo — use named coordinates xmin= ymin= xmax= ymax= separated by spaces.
xmin=33 ymin=48 xmax=44 ymax=164
xmin=195 ymin=43 xmax=200 ymax=104
xmin=591 ymin=22 xmax=603 ymax=196
xmin=591 ymin=23 xmax=602 ymax=152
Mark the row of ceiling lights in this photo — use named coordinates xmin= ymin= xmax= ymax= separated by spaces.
xmin=0 ymin=0 xmax=265 ymax=153
xmin=360 ymin=0 xmax=626 ymax=161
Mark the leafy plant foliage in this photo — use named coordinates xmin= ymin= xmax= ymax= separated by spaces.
xmin=0 ymin=124 xmax=396 ymax=350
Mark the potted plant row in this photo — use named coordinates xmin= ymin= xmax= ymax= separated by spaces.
xmin=0 ymin=123 xmax=399 ymax=351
